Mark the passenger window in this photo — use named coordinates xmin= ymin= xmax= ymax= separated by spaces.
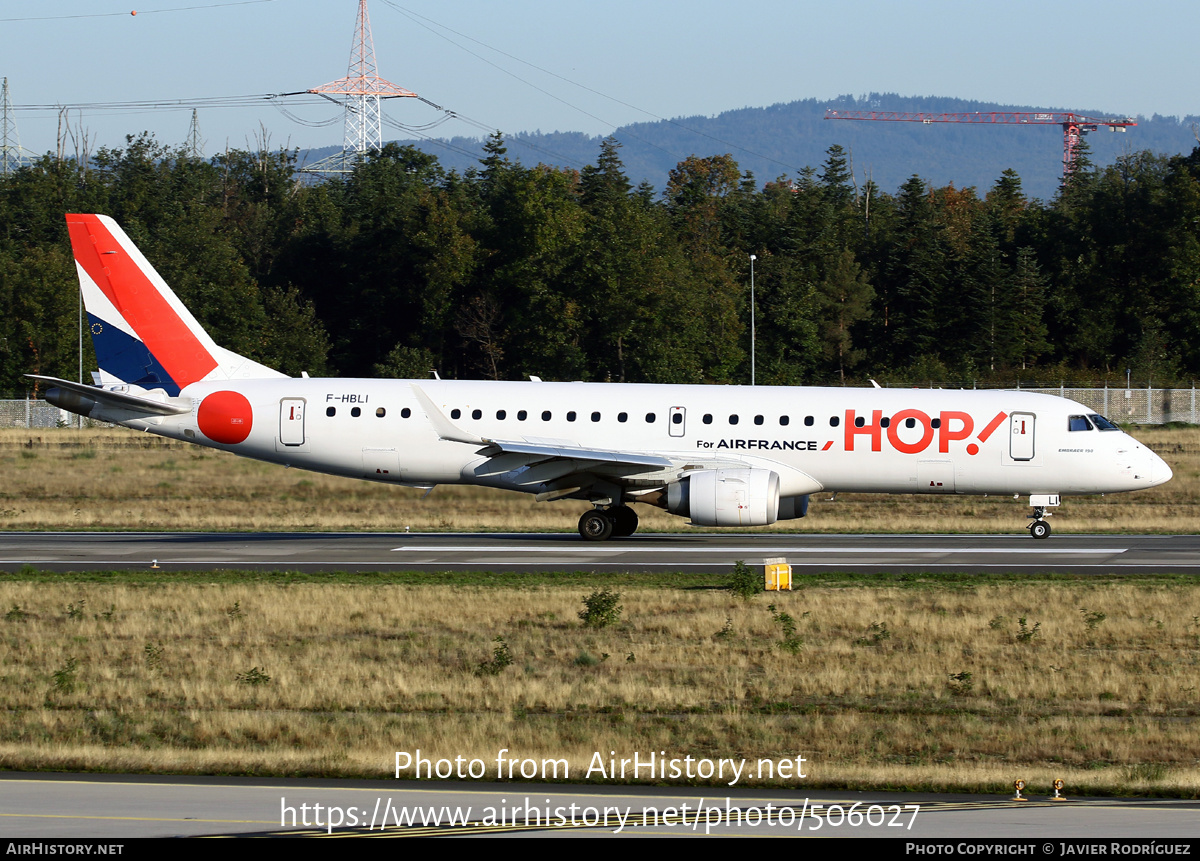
xmin=496 ymin=409 xmax=506 ymax=420
xmin=326 ymin=406 xmax=336 ymax=417
xmin=854 ymin=416 xmax=865 ymax=428
xmin=450 ymin=408 xmax=461 ymax=419
xmin=906 ymin=417 xmax=915 ymax=428
xmin=401 ymin=407 xmax=411 ymax=419
xmin=804 ymin=416 xmax=813 ymax=427
xmin=542 ymin=410 xmax=552 ymax=421
xmin=351 ymin=406 xmax=361 ymax=417
xmin=646 ymin=413 xmax=657 ymax=423
xmin=931 ymin=418 xmax=941 ymax=429
xmin=472 ymin=409 xmax=482 ymax=420
xmin=376 ymin=407 xmax=386 ymax=418
xmin=618 ymin=412 xmax=628 ymax=422
xmin=754 ymin=415 xmax=764 ymax=426
xmin=729 ymin=415 xmax=739 ymax=425
xmin=703 ymin=414 xmax=713 ymax=424
xmin=591 ymin=411 xmax=601 ymax=422
xmin=779 ymin=416 xmax=790 ymax=426
xmin=517 ymin=410 xmax=527 ymax=421
xmin=1068 ymin=415 xmax=1093 ymax=431
xmin=830 ymin=416 xmax=840 ymax=427
xmin=880 ymin=417 xmax=890 ymax=428
xmin=567 ymin=411 xmax=576 ymax=422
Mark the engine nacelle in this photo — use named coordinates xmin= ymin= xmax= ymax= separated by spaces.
xmin=667 ymin=468 xmax=781 ymax=527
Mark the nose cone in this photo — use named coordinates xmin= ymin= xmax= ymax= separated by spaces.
xmin=1115 ymin=436 xmax=1172 ymax=491
xmin=1149 ymin=448 xmax=1173 ymax=487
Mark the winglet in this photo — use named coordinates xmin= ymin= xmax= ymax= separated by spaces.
xmin=410 ymin=385 xmax=487 ymax=446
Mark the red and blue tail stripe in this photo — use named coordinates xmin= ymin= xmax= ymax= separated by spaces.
xmin=67 ymin=214 xmax=219 ymax=395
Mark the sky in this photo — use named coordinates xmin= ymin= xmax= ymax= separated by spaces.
xmin=2 ymin=0 xmax=1197 ymax=161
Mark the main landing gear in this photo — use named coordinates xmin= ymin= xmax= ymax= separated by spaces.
xmin=578 ymin=505 xmax=639 ymax=541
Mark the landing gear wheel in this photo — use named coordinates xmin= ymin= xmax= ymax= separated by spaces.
xmin=610 ymin=505 xmax=639 ymax=537
xmin=1030 ymin=520 xmax=1051 ymax=540
xmin=579 ymin=509 xmax=614 ymax=541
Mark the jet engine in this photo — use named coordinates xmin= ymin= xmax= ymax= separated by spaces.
xmin=778 ymin=493 xmax=809 ymax=520
xmin=665 ymin=468 xmax=781 ymax=526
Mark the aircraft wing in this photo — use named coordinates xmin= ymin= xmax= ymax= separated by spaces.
xmin=479 ymin=439 xmax=673 ymax=468
xmin=411 ymin=383 xmax=673 ymax=469
xmin=410 ymin=384 xmax=819 ymax=501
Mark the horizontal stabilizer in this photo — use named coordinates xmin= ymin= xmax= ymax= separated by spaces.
xmin=28 ymin=375 xmax=191 ymax=417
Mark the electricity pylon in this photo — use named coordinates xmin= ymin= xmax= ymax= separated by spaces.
xmin=305 ymin=0 xmax=417 ymax=174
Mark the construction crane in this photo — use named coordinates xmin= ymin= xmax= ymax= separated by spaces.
xmin=824 ymin=109 xmax=1137 ymax=177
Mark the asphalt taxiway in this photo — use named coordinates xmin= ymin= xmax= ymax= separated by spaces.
xmin=1 ymin=531 xmax=1198 ymax=574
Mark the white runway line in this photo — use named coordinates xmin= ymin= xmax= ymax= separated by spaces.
xmin=390 ymin=546 xmax=1127 ymax=555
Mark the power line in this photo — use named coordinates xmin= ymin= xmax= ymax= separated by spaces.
xmin=0 ymin=1 xmax=278 ymax=23
xmin=379 ymin=1 xmax=805 ymax=175
xmin=382 ymin=106 xmax=583 ymax=170
xmin=13 ymin=94 xmax=292 ymax=113
xmin=376 ymin=0 xmax=681 ymax=165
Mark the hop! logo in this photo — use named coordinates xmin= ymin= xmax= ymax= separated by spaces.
xmin=844 ymin=410 xmax=1008 ymax=455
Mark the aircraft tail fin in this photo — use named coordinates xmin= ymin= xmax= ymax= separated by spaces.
xmin=65 ymin=213 xmax=285 ymax=395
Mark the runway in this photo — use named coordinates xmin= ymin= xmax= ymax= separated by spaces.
xmin=3 ymin=772 xmax=1199 ymax=839
xmin=1 ymin=531 xmax=1198 ymax=574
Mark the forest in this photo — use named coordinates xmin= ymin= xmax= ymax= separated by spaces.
xmin=2 ymin=131 xmax=1199 ymax=395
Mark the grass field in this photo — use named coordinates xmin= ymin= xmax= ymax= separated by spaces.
xmin=1 ymin=571 xmax=1199 ymax=796
xmin=2 ymin=427 xmax=1199 ymax=796
xmin=1 ymin=426 xmax=1197 ymax=534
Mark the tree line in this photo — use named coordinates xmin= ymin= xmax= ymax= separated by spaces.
xmin=2 ymin=131 xmax=1199 ymax=395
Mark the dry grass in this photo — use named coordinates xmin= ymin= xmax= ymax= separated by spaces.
xmin=4 ymin=427 xmax=1198 ymax=795
xmin=2 ymin=579 xmax=1200 ymax=795
xmin=1 ymin=427 xmax=1197 ymax=533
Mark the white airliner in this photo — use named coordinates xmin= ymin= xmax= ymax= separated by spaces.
xmin=32 ymin=214 xmax=1171 ymax=541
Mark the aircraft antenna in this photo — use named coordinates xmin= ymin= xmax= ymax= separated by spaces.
xmin=305 ymin=0 xmax=417 ymax=173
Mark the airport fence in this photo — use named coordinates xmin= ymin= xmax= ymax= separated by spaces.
xmin=2 ymin=385 xmax=1199 ymax=428
xmin=1020 ymin=386 xmax=1198 ymax=425
xmin=0 ymin=399 xmax=113 ymax=429
xmin=0 ymin=399 xmax=68 ymax=428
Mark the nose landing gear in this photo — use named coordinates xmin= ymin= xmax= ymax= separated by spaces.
xmin=1026 ymin=494 xmax=1059 ymax=539
xmin=1028 ymin=513 xmax=1051 ymax=539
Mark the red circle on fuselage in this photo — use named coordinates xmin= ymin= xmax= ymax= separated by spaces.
xmin=197 ymin=391 xmax=253 ymax=444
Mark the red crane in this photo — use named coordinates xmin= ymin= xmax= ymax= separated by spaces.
xmin=824 ymin=110 xmax=1137 ymax=177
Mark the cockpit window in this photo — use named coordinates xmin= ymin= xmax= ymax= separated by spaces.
xmin=1068 ymin=415 xmax=1093 ymax=431
xmin=1089 ymin=414 xmax=1120 ymax=431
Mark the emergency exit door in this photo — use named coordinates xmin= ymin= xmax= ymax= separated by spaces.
xmin=669 ymin=406 xmax=686 ymax=437
xmin=280 ymin=398 xmax=305 ymax=446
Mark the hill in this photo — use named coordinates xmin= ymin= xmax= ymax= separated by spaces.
xmin=301 ymin=93 xmax=1200 ymax=200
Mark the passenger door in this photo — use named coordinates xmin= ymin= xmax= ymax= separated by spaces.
xmin=1009 ymin=412 xmax=1035 ymax=461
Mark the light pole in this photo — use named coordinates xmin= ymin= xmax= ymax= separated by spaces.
xmin=749 ymin=254 xmax=756 ymax=386
xmin=78 ymin=283 xmax=83 ymax=428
